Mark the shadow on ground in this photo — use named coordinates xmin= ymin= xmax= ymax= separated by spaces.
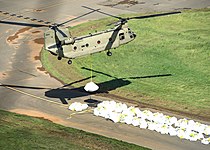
xmin=44 ymin=68 xmax=172 ymax=104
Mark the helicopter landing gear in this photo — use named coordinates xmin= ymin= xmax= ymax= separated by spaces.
xmin=57 ymin=56 xmax=62 ymax=60
xmin=67 ymin=59 xmax=72 ymax=65
xmin=107 ymin=51 xmax=112 ymax=56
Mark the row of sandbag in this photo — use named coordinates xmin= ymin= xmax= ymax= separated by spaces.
xmin=69 ymin=101 xmax=210 ymax=145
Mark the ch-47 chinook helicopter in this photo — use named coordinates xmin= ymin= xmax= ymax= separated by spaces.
xmin=0 ymin=6 xmax=181 ymax=64
xmin=44 ymin=6 xmax=181 ymax=64
xmin=44 ymin=6 xmax=181 ymax=65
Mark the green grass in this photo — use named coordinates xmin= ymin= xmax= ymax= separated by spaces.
xmin=41 ymin=9 xmax=210 ymax=116
xmin=0 ymin=109 xmax=149 ymax=150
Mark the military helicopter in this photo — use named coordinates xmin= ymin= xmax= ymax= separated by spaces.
xmin=0 ymin=6 xmax=181 ymax=65
xmin=44 ymin=6 xmax=181 ymax=64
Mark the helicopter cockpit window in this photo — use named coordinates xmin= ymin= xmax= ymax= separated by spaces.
xmin=119 ymin=33 xmax=125 ymax=40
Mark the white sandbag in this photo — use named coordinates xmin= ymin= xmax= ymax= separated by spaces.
xmin=132 ymin=117 xmax=141 ymax=126
xmin=140 ymin=119 xmax=148 ymax=129
xmin=201 ymin=138 xmax=210 ymax=145
xmin=109 ymin=112 xmax=121 ymax=123
xmin=84 ymin=81 xmax=99 ymax=92
xmin=160 ymin=124 xmax=169 ymax=135
xmin=177 ymin=128 xmax=187 ymax=139
xmin=193 ymin=122 xmax=206 ymax=133
xmin=100 ymin=108 xmax=110 ymax=118
xmin=196 ymin=132 xmax=204 ymax=140
xmin=175 ymin=118 xmax=188 ymax=129
xmin=127 ymin=106 xmax=136 ymax=117
xmin=168 ymin=116 xmax=178 ymax=126
xmin=109 ymin=101 xmax=117 ymax=112
xmin=90 ymin=100 xmax=210 ymax=144
xmin=204 ymin=126 xmax=210 ymax=135
xmin=154 ymin=124 xmax=162 ymax=133
xmin=115 ymin=103 xmax=127 ymax=113
xmin=135 ymin=108 xmax=142 ymax=118
xmin=93 ymin=108 xmax=100 ymax=116
xmin=153 ymin=112 xmax=164 ymax=124
xmin=187 ymin=131 xmax=198 ymax=141
xmin=168 ymin=126 xmax=177 ymax=136
xmin=142 ymin=110 xmax=153 ymax=121
xmin=124 ymin=115 xmax=133 ymax=125
xmin=69 ymin=102 xmax=88 ymax=111
xmin=119 ymin=114 xmax=127 ymax=123
xmin=148 ymin=122 xmax=157 ymax=131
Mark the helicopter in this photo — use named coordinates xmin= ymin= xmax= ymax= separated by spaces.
xmin=0 ymin=6 xmax=181 ymax=65
xmin=44 ymin=6 xmax=181 ymax=64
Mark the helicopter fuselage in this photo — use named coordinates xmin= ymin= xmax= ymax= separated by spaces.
xmin=44 ymin=23 xmax=136 ymax=62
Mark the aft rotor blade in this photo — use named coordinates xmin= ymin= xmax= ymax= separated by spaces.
xmin=82 ymin=6 xmax=122 ymax=20
xmin=128 ymin=11 xmax=181 ymax=20
xmin=57 ymin=9 xmax=100 ymax=26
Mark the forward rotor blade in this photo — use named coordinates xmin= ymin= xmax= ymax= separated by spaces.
xmin=57 ymin=9 xmax=100 ymax=26
xmin=53 ymin=26 xmax=67 ymax=37
xmin=52 ymin=27 xmax=64 ymax=58
xmin=82 ymin=6 xmax=122 ymax=20
xmin=128 ymin=11 xmax=181 ymax=20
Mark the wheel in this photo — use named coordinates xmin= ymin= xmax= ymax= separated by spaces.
xmin=67 ymin=59 xmax=72 ymax=65
xmin=107 ymin=51 xmax=112 ymax=56
xmin=57 ymin=57 xmax=62 ymax=60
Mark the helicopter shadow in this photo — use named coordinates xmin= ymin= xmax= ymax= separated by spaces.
xmin=44 ymin=78 xmax=131 ymax=104
xmin=45 ymin=67 xmax=172 ymax=104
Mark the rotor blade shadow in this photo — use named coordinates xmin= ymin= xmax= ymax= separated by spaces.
xmin=0 ymin=84 xmax=51 ymax=90
xmin=45 ymin=87 xmax=90 ymax=104
xmin=0 ymin=20 xmax=47 ymax=27
xmin=45 ymin=78 xmax=131 ymax=104
xmin=81 ymin=67 xmax=116 ymax=78
xmin=45 ymin=69 xmax=172 ymax=104
xmin=62 ymin=76 xmax=96 ymax=88
xmin=81 ymin=67 xmax=172 ymax=79
xmin=96 ymin=78 xmax=131 ymax=93
xmin=128 ymin=74 xmax=172 ymax=79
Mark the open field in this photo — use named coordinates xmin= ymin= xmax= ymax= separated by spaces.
xmin=0 ymin=109 xmax=149 ymax=150
xmin=41 ymin=9 xmax=210 ymax=118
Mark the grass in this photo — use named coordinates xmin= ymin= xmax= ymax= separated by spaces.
xmin=41 ymin=9 xmax=210 ymax=117
xmin=0 ymin=109 xmax=149 ymax=150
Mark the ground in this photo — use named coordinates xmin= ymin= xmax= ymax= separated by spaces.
xmin=0 ymin=0 xmax=210 ymax=150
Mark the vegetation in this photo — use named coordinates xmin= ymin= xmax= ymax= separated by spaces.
xmin=41 ymin=9 xmax=210 ymax=117
xmin=0 ymin=109 xmax=149 ymax=150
